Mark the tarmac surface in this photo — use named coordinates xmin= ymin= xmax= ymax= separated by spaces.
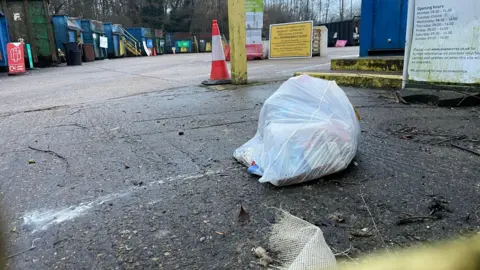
xmin=0 ymin=48 xmax=479 ymax=269
xmin=0 ymin=47 xmax=358 ymax=115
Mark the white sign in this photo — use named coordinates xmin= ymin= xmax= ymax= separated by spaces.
xmin=13 ymin=13 xmax=21 ymax=21
xmin=246 ymin=13 xmax=263 ymax=30
xmin=246 ymin=0 xmax=263 ymax=48
xmin=405 ymin=0 xmax=480 ymax=84
xmin=246 ymin=29 xmax=262 ymax=44
xmin=99 ymin=36 xmax=108 ymax=49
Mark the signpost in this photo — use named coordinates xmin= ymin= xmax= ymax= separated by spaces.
xmin=403 ymin=0 xmax=480 ymax=86
xmin=146 ymin=39 xmax=153 ymax=48
xmin=228 ymin=0 xmax=247 ymax=84
xmin=7 ymin=42 xmax=25 ymax=75
xmin=269 ymin=21 xmax=313 ymax=59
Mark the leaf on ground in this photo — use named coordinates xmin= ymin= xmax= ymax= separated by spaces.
xmin=238 ymin=204 xmax=250 ymax=223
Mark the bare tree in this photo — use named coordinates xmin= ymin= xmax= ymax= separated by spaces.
xmin=48 ymin=0 xmax=361 ymax=34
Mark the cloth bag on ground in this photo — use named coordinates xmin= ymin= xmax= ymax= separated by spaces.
xmin=233 ymin=75 xmax=360 ymax=186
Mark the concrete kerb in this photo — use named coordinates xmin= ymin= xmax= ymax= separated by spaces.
xmin=294 ymin=72 xmax=402 ymax=90
xmin=331 ymin=57 xmax=404 ymax=72
xmin=201 ymin=79 xmax=232 ymax=86
xmin=201 ymin=81 xmax=268 ymax=91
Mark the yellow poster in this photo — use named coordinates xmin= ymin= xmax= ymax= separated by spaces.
xmin=269 ymin=21 xmax=313 ymax=59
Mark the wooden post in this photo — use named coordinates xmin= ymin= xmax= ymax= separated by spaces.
xmin=228 ymin=0 xmax=247 ymax=85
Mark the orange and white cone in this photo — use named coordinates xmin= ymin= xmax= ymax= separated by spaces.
xmin=202 ymin=20 xmax=231 ymax=85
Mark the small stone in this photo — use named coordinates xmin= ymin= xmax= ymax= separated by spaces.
xmin=152 ymin=257 xmax=159 ymax=262
xmin=178 ymin=131 xmax=184 ymax=136
xmin=328 ymin=212 xmax=345 ymax=223
xmin=28 ymin=159 xmax=36 ymax=164
xmin=164 ymin=252 xmax=171 ymax=256
xmin=361 ymin=227 xmax=369 ymax=232
xmin=199 ymin=237 xmax=206 ymax=242
xmin=353 ymin=161 xmax=359 ymax=167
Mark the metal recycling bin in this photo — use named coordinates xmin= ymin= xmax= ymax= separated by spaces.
xmin=172 ymin=32 xmax=192 ymax=53
xmin=360 ymin=0 xmax=408 ymax=56
xmin=78 ymin=19 xmax=106 ymax=60
xmin=0 ymin=0 xmax=58 ymax=66
xmin=164 ymin=32 xmax=174 ymax=54
xmin=151 ymin=29 xmax=164 ymax=55
xmin=199 ymin=39 xmax=206 ymax=52
xmin=104 ymin=23 xmax=124 ymax=58
xmin=82 ymin=43 xmax=95 ymax=62
xmin=164 ymin=32 xmax=194 ymax=54
xmin=320 ymin=17 xmax=360 ymax=47
xmin=195 ymin=32 xmax=211 ymax=53
xmin=0 ymin=11 xmax=9 ymax=69
xmin=126 ymin=27 xmax=151 ymax=56
xmin=52 ymin=15 xmax=83 ymax=55
xmin=175 ymin=40 xmax=192 ymax=53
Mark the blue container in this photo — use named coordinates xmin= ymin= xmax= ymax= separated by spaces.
xmin=164 ymin=32 xmax=174 ymax=54
xmin=0 ymin=11 xmax=9 ymax=68
xmin=126 ymin=27 xmax=151 ymax=56
xmin=52 ymin=15 xmax=83 ymax=54
xmin=78 ymin=19 xmax=106 ymax=59
xmin=104 ymin=23 xmax=124 ymax=58
xmin=360 ymin=0 xmax=409 ymax=57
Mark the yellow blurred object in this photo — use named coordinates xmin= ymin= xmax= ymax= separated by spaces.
xmin=340 ymin=235 xmax=480 ymax=270
xmin=119 ymin=36 xmax=125 ymax=56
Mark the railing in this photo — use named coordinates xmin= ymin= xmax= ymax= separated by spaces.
xmin=123 ymin=30 xmax=141 ymax=56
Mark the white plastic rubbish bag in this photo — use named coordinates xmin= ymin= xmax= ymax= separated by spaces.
xmin=233 ymin=75 xmax=360 ymax=186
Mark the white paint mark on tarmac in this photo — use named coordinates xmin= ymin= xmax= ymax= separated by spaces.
xmin=23 ymin=192 xmax=129 ymax=233
xmin=22 ymin=169 xmax=226 ymax=233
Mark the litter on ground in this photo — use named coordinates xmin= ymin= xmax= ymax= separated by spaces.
xmin=234 ymin=75 xmax=360 ymax=186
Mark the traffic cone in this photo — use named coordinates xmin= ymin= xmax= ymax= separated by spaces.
xmin=153 ymin=47 xmax=157 ymax=56
xmin=202 ymin=20 xmax=231 ymax=85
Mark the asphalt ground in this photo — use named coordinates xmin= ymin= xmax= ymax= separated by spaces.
xmin=0 ymin=48 xmax=479 ymax=269
xmin=0 ymin=47 xmax=358 ymax=115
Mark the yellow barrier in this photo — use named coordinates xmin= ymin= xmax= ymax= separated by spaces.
xmin=341 ymin=235 xmax=480 ymax=270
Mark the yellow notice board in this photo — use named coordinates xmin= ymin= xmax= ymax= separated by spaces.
xmin=269 ymin=21 xmax=313 ymax=59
